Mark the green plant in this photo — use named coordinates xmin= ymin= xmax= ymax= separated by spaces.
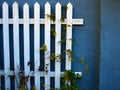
xmin=85 ymin=64 xmax=89 ymax=72
xmin=17 ymin=71 xmax=29 ymax=90
xmin=18 ymin=85 xmax=26 ymax=90
xmin=67 ymin=24 xmax=72 ymax=27
xmin=39 ymin=44 xmax=47 ymax=51
xmin=60 ymin=16 xmax=65 ymax=22
xmin=50 ymin=53 xmax=62 ymax=62
xmin=51 ymin=28 xmax=56 ymax=37
xmin=46 ymin=14 xmax=55 ymax=22
xmin=65 ymin=49 xmax=73 ymax=61
xmin=51 ymin=70 xmax=82 ymax=90
xmin=59 ymin=83 xmax=78 ymax=90
xmin=61 ymin=70 xmax=81 ymax=83
xmin=58 ymin=40 xmax=66 ymax=44
xmin=80 ymin=57 xmax=85 ymax=64
xmin=31 ymin=86 xmax=36 ymax=90
xmin=62 ymin=4 xmax=68 ymax=10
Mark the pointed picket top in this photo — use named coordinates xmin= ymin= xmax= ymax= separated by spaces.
xmin=2 ymin=2 xmax=8 ymax=20
xmin=23 ymin=3 xmax=29 ymax=9
xmin=2 ymin=2 xmax=8 ymax=10
xmin=67 ymin=2 xmax=73 ymax=8
xmin=67 ymin=2 xmax=73 ymax=13
xmin=34 ymin=2 xmax=40 ymax=19
xmin=45 ymin=2 xmax=51 ymax=19
xmin=45 ymin=2 xmax=50 ymax=7
xmin=13 ymin=2 xmax=18 ymax=11
xmin=3 ymin=2 xmax=8 ymax=6
xmin=55 ymin=2 xmax=61 ymax=18
xmin=67 ymin=2 xmax=73 ymax=22
xmin=13 ymin=2 xmax=19 ymax=19
xmin=34 ymin=2 xmax=40 ymax=15
xmin=23 ymin=3 xmax=29 ymax=19
xmin=56 ymin=2 xmax=61 ymax=7
xmin=23 ymin=3 xmax=29 ymax=15
xmin=34 ymin=2 xmax=40 ymax=7
xmin=13 ymin=1 xmax=18 ymax=7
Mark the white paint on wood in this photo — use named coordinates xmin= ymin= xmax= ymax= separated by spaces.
xmin=45 ymin=2 xmax=51 ymax=90
xmin=55 ymin=2 xmax=61 ymax=88
xmin=0 ymin=18 xmax=83 ymax=25
xmin=34 ymin=2 xmax=40 ymax=90
xmin=23 ymin=3 xmax=30 ymax=89
xmin=2 ymin=2 xmax=10 ymax=90
xmin=66 ymin=3 xmax=73 ymax=70
xmin=0 ymin=70 xmax=82 ymax=77
xmin=13 ymin=2 xmax=20 ymax=90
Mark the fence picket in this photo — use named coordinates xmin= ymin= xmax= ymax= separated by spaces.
xmin=23 ymin=3 xmax=30 ymax=89
xmin=45 ymin=2 xmax=51 ymax=89
xmin=55 ymin=2 xmax=61 ymax=88
xmin=2 ymin=2 xmax=11 ymax=90
xmin=66 ymin=3 xmax=73 ymax=70
xmin=34 ymin=2 xmax=40 ymax=90
xmin=13 ymin=2 xmax=20 ymax=90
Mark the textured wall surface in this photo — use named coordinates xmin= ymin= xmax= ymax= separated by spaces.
xmin=100 ymin=0 xmax=120 ymax=90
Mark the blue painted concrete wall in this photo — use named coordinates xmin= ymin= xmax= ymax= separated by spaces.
xmin=99 ymin=0 xmax=120 ymax=90
xmin=0 ymin=0 xmax=120 ymax=90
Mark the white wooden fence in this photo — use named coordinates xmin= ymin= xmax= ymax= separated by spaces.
xmin=0 ymin=2 xmax=83 ymax=90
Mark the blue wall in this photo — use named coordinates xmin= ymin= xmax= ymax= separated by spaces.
xmin=100 ymin=0 xmax=120 ymax=90
xmin=0 ymin=0 xmax=120 ymax=90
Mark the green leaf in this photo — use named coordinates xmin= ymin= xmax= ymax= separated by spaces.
xmin=51 ymin=29 xmax=56 ymax=37
xmin=18 ymin=85 xmax=26 ymax=90
xmin=75 ymin=73 xmax=82 ymax=79
xmin=47 ymin=14 xmax=55 ymax=22
xmin=85 ymin=64 xmax=89 ymax=72
xmin=61 ymin=32 xmax=65 ymax=38
xmin=62 ymin=4 xmax=68 ymax=10
xmin=58 ymin=40 xmax=66 ymax=44
xmin=40 ymin=44 xmax=47 ymax=51
xmin=50 ymin=53 xmax=56 ymax=61
xmin=42 ymin=84 xmax=45 ymax=87
xmin=60 ymin=16 xmax=65 ymax=22
xmin=80 ymin=57 xmax=85 ymax=64
xmin=31 ymin=86 xmax=36 ymax=90
xmin=67 ymin=24 xmax=72 ymax=27
xmin=65 ymin=49 xmax=73 ymax=60
xmin=56 ymin=54 xmax=62 ymax=59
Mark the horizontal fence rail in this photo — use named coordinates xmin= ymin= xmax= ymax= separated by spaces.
xmin=0 ymin=1 xmax=83 ymax=90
